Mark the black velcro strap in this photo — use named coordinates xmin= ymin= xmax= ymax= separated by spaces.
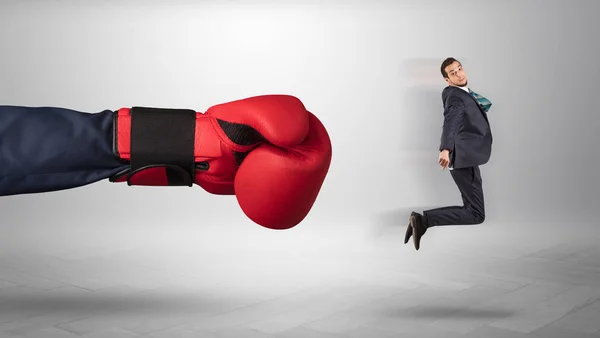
xmin=129 ymin=106 xmax=196 ymax=186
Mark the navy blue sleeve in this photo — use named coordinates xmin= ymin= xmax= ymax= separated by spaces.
xmin=439 ymin=97 xmax=465 ymax=152
xmin=0 ymin=105 xmax=128 ymax=196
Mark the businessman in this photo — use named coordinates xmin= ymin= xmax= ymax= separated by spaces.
xmin=405 ymin=57 xmax=493 ymax=250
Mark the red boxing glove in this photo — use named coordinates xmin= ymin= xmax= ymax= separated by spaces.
xmin=110 ymin=95 xmax=332 ymax=230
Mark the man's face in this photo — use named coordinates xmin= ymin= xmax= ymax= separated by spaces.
xmin=444 ymin=61 xmax=467 ymax=87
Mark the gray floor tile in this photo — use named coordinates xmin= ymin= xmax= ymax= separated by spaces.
xmin=276 ymin=326 xmax=346 ymax=338
xmin=551 ymin=298 xmax=600 ymax=334
xmin=529 ymin=324 xmax=600 ymax=338
xmin=82 ymin=327 xmax=144 ymax=338
xmin=342 ymin=326 xmax=412 ymax=338
xmin=0 ymin=266 xmax=66 ymax=291
xmin=488 ymin=285 xmax=600 ymax=333
xmin=3 ymin=326 xmax=82 ymax=338
xmin=0 ymin=253 xmax=117 ymax=291
xmin=148 ymin=326 xmax=219 ymax=338
xmin=459 ymin=325 xmax=534 ymax=338
xmin=0 ymin=278 xmax=17 ymax=289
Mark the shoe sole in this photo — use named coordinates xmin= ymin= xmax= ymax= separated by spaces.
xmin=404 ymin=221 xmax=412 ymax=244
xmin=410 ymin=215 xmax=420 ymax=250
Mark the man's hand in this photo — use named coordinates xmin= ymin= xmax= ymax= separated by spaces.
xmin=439 ymin=149 xmax=450 ymax=170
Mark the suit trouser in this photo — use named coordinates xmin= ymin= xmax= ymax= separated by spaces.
xmin=423 ymin=166 xmax=485 ymax=227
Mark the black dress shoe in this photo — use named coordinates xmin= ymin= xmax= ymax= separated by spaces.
xmin=404 ymin=211 xmax=418 ymax=244
xmin=409 ymin=212 xmax=427 ymax=250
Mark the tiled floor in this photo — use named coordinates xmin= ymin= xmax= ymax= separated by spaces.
xmin=1 ymin=217 xmax=599 ymax=338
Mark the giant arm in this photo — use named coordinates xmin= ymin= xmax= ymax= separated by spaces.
xmin=0 ymin=95 xmax=332 ymax=230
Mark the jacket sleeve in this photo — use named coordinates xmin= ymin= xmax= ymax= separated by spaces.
xmin=439 ymin=96 xmax=465 ymax=152
xmin=0 ymin=105 xmax=127 ymax=196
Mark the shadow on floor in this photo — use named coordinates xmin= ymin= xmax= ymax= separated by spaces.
xmin=0 ymin=289 xmax=237 ymax=315
xmin=390 ymin=305 xmax=514 ymax=320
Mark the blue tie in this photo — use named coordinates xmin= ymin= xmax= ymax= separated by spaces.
xmin=469 ymin=89 xmax=492 ymax=113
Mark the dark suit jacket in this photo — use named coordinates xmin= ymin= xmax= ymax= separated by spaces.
xmin=439 ymin=86 xmax=493 ymax=169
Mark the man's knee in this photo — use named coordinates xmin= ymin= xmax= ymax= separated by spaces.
xmin=469 ymin=209 xmax=485 ymax=224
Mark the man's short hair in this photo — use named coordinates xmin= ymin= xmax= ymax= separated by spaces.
xmin=441 ymin=57 xmax=460 ymax=78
